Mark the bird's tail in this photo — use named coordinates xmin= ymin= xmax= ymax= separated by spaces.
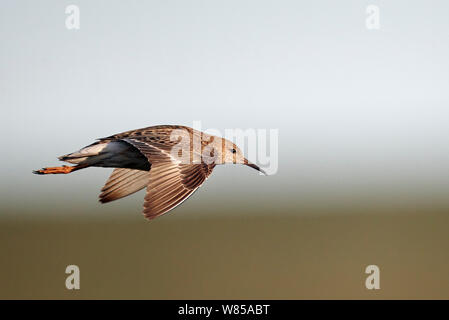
xmin=58 ymin=143 xmax=108 ymax=164
xmin=32 ymin=143 xmax=107 ymax=175
xmin=33 ymin=140 xmax=149 ymax=175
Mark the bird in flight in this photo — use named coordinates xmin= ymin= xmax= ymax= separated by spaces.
xmin=33 ymin=125 xmax=265 ymax=220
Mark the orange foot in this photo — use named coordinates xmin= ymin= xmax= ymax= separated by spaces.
xmin=33 ymin=165 xmax=86 ymax=175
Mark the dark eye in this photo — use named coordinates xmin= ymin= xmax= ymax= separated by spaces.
xmin=231 ymin=148 xmax=237 ymax=154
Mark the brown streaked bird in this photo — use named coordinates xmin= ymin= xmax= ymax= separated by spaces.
xmin=33 ymin=125 xmax=265 ymax=220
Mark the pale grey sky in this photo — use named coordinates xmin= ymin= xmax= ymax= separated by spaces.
xmin=1 ymin=0 xmax=449 ymax=217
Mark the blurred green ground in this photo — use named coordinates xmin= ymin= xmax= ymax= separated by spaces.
xmin=1 ymin=208 xmax=448 ymax=299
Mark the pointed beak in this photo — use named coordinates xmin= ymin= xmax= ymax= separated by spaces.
xmin=244 ymin=158 xmax=266 ymax=175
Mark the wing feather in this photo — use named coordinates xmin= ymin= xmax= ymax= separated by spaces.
xmin=123 ymin=137 xmax=215 ymax=220
xmin=99 ymin=168 xmax=150 ymax=203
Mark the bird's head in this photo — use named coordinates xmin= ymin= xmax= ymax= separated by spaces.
xmin=204 ymin=136 xmax=265 ymax=174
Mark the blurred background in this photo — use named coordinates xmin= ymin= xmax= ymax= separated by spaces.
xmin=1 ymin=0 xmax=448 ymax=299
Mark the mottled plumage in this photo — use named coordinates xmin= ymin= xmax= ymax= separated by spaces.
xmin=33 ymin=125 xmax=263 ymax=220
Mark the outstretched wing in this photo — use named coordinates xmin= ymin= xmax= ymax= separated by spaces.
xmin=99 ymin=168 xmax=151 ymax=203
xmin=123 ymin=138 xmax=215 ymax=220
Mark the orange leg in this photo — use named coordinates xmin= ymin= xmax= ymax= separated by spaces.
xmin=33 ymin=164 xmax=88 ymax=175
